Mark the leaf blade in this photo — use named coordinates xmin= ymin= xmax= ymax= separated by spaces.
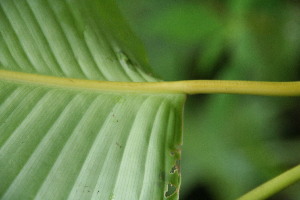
xmin=0 ymin=0 xmax=186 ymax=199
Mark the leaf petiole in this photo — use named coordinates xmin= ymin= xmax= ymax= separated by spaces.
xmin=237 ymin=164 xmax=300 ymax=200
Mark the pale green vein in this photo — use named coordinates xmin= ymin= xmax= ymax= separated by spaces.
xmin=67 ymin=96 xmax=145 ymax=200
xmin=0 ymin=85 xmax=17 ymax=107
xmin=26 ymin=0 xmax=84 ymax=78
xmin=1 ymin=0 xmax=50 ymax=74
xmin=1 ymin=93 xmax=85 ymax=199
xmin=90 ymin=97 xmax=152 ymax=199
xmin=74 ymin=0 xmax=135 ymax=82
xmin=46 ymin=0 xmax=106 ymax=80
xmin=34 ymin=94 xmax=120 ymax=199
xmin=115 ymin=48 xmax=148 ymax=82
xmin=0 ymin=31 xmax=21 ymax=71
xmin=0 ymin=89 xmax=71 ymax=197
xmin=0 ymin=4 xmax=34 ymax=72
xmin=44 ymin=0 xmax=88 ymax=78
xmin=63 ymin=1 xmax=107 ymax=79
xmin=110 ymin=97 xmax=161 ymax=200
xmin=138 ymin=101 xmax=171 ymax=199
xmin=83 ymin=27 xmax=133 ymax=82
xmin=164 ymin=107 xmax=182 ymax=199
xmin=0 ymin=87 xmax=47 ymax=149
xmin=13 ymin=0 xmax=64 ymax=75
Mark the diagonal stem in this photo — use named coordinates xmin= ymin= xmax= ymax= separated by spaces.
xmin=1 ymin=70 xmax=300 ymax=96
xmin=237 ymin=164 xmax=300 ymax=200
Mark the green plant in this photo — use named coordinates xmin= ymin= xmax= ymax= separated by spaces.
xmin=0 ymin=0 xmax=299 ymax=199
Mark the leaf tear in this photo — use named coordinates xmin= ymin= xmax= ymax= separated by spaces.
xmin=164 ymin=183 xmax=177 ymax=198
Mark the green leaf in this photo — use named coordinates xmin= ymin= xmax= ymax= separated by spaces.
xmin=146 ymin=2 xmax=223 ymax=44
xmin=0 ymin=0 xmax=157 ymax=81
xmin=0 ymin=0 xmax=186 ymax=199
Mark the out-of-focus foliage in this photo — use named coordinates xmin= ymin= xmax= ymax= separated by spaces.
xmin=117 ymin=0 xmax=300 ymax=199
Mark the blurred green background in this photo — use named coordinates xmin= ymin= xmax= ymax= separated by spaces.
xmin=116 ymin=0 xmax=300 ymax=199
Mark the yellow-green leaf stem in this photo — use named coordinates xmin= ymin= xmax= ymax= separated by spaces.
xmin=1 ymin=70 xmax=300 ymax=96
xmin=237 ymin=164 xmax=300 ymax=200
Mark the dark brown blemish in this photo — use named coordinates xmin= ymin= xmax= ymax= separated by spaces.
xmin=170 ymin=160 xmax=181 ymax=174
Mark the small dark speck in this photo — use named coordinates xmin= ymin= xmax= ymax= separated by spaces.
xmin=116 ymin=142 xmax=122 ymax=148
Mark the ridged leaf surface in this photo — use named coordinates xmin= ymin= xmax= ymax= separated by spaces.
xmin=0 ymin=0 xmax=186 ymax=199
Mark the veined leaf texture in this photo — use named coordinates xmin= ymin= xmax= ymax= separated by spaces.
xmin=0 ymin=0 xmax=186 ymax=199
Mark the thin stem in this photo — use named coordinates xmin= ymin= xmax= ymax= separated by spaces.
xmin=237 ymin=164 xmax=300 ymax=200
xmin=1 ymin=70 xmax=300 ymax=96
xmin=161 ymin=80 xmax=300 ymax=96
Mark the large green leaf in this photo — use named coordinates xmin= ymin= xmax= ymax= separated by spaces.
xmin=0 ymin=0 xmax=186 ymax=199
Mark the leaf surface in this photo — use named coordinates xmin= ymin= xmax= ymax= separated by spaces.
xmin=0 ymin=0 xmax=186 ymax=199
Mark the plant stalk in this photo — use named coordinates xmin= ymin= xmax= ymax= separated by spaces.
xmin=237 ymin=164 xmax=300 ymax=200
xmin=1 ymin=70 xmax=300 ymax=96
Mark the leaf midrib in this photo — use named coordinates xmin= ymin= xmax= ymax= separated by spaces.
xmin=1 ymin=69 xmax=300 ymax=96
xmin=0 ymin=69 xmax=169 ymax=94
